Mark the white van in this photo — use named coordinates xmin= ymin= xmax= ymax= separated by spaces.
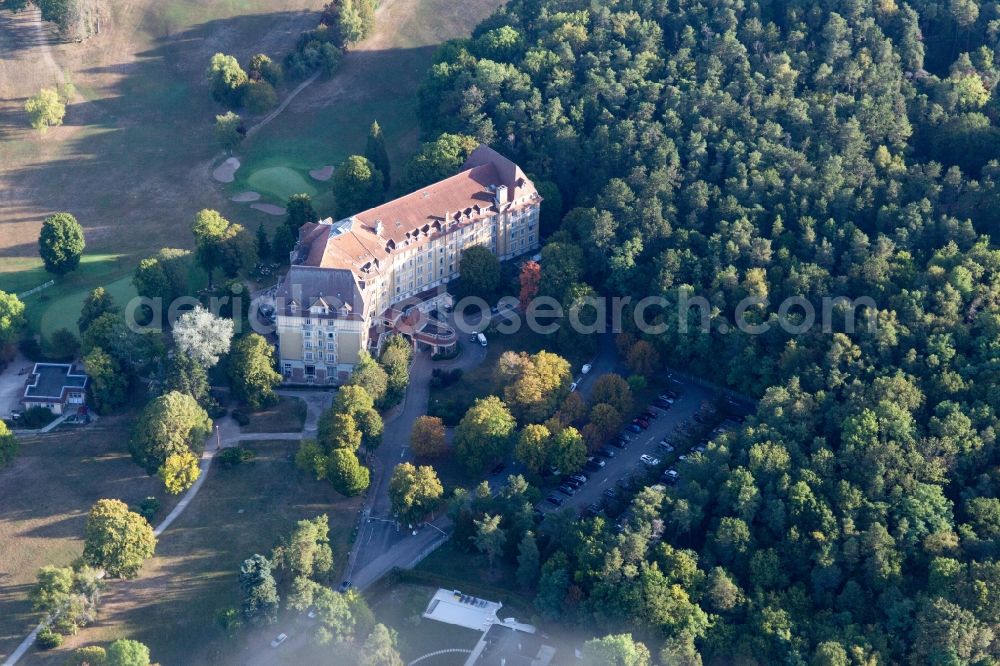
xmin=477 ymin=332 xmax=487 ymax=347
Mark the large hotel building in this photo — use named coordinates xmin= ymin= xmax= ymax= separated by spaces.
xmin=274 ymin=145 xmax=542 ymax=383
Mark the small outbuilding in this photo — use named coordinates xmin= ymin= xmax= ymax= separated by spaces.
xmin=21 ymin=363 xmax=88 ymax=415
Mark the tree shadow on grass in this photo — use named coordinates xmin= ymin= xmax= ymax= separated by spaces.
xmin=0 ymin=8 xmax=449 ymax=267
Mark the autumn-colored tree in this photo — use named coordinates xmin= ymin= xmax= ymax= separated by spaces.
xmin=519 ymin=260 xmax=541 ymax=310
xmin=584 ymin=403 xmax=623 ymax=449
xmin=626 ymin=339 xmax=660 ymax=377
xmin=515 ymin=423 xmax=551 ymax=474
xmin=590 ymin=373 xmax=633 ymax=415
xmin=495 ymin=350 xmax=571 ymax=423
xmin=410 ymin=415 xmax=448 ymax=458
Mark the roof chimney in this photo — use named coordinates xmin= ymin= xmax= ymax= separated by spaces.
xmin=374 ymin=220 xmax=384 ymax=237
xmin=494 ymin=185 xmax=508 ymax=207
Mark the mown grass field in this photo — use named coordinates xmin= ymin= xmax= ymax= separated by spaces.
xmin=29 ymin=438 xmax=363 ymax=665
xmin=0 ymin=414 xmax=174 ymax=662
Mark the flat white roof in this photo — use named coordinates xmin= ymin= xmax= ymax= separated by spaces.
xmin=423 ymin=588 xmax=502 ymax=632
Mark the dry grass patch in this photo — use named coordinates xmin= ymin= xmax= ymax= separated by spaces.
xmin=0 ymin=414 xmax=171 ymax=662
xmin=28 ymin=438 xmax=362 ymax=665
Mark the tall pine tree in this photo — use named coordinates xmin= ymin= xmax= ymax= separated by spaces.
xmin=365 ymin=120 xmax=391 ymax=190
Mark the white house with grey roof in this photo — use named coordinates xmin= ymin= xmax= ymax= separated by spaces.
xmin=21 ymin=363 xmax=88 ymax=415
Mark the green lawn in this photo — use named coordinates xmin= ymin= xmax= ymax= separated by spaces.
xmin=37 ymin=274 xmax=138 ymax=339
xmin=0 ymin=255 xmax=128 ymax=299
xmin=241 ymin=396 xmax=307 ymax=433
xmin=246 ymin=166 xmax=318 ymax=201
xmin=30 ymin=439 xmax=363 ymax=665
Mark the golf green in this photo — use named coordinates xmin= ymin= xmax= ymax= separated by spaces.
xmin=246 ymin=166 xmax=318 ymax=201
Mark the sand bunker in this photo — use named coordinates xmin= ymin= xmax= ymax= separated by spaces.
xmin=309 ymin=165 xmax=334 ymax=181
xmin=231 ymin=191 xmax=261 ymax=202
xmin=213 ymin=157 xmax=241 ymax=183
xmin=251 ymin=203 xmax=286 ymax=216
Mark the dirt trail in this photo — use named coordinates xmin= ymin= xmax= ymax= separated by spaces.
xmin=24 ymin=6 xmax=65 ymax=85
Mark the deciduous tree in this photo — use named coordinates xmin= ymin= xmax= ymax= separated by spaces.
xmin=83 ymin=499 xmax=156 ymax=578
xmin=25 ymin=87 xmax=65 ymax=133
xmin=410 ymin=415 xmax=447 ymax=458
xmin=83 ymin=347 xmax=127 ymax=414
xmin=78 ymin=287 xmax=116 ymax=333
xmin=38 ymin=212 xmax=85 ymax=276
xmin=458 ymin=245 xmax=500 ymax=299
xmin=172 ymin=306 xmax=234 ymax=368
xmin=359 ymin=624 xmax=403 ymax=666
xmin=454 ymin=396 xmax=516 ymax=473
xmin=158 ymin=451 xmax=201 ymax=494
xmin=215 ymin=111 xmax=243 ymax=150
xmin=327 ymin=448 xmax=369 ymax=496
xmin=286 ymin=193 xmax=318 ymax=229
xmin=206 ymin=53 xmax=248 ymax=107
xmin=229 ymin=333 xmax=282 ymax=410
xmin=129 ymin=391 xmax=211 ymax=474
xmin=515 ymin=423 xmax=550 ymax=474
xmin=581 ymin=634 xmax=651 ymax=666
xmin=389 ymin=462 xmax=443 ymax=523
xmin=0 ymin=291 xmax=24 ymax=348
xmin=333 ymin=155 xmax=383 ymax=218
xmin=106 ymin=639 xmax=151 ymax=666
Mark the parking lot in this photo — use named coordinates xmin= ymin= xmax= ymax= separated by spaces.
xmin=537 ymin=375 xmax=715 ymax=516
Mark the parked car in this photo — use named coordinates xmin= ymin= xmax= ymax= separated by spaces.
xmin=658 ymin=440 xmax=675 ymax=452
xmin=618 ymin=432 xmax=632 ymax=442
xmin=545 ymin=495 xmax=564 ymax=506
xmin=632 ymin=418 xmax=649 ymax=429
xmin=603 ymin=488 xmax=617 ymax=499
xmin=661 ymin=469 xmax=680 ymax=485
xmin=569 ymin=473 xmax=589 ymax=484
xmin=581 ymin=363 xmax=592 ymax=374
xmin=597 ymin=446 xmax=615 ymax=459
xmin=584 ymin=503 xmax=602 ymax=517
xmin=626 ymin=424 xmax=642 ymax=433
xmin=642 ymin=409 xmax=659 ymax=420
xmin=664 ymin=390 xmax=680 ymax=399
xmin=694 ymin=444 xmax=706 ymax=453
xmin=490 ymin=462 xmax=506 ymax=475
xmin=337 ymin=581 xmax=352 ymax=593
xmin=557 ymin=484 xmax=576 ymax=496
xmin=271 ymin=634 xmax=288 ymax=648
xmin=563 ymin=477 xmax=583 ymax=490
xmin=640 ymin=454 xmax=660 ymax=466
xmin=585 ymin=456 xmax=606 ymax=470
xmin=610 ymin=438 xmax=627 ymax=449
xmin=654 ymin=398 xmax=673 ymax=409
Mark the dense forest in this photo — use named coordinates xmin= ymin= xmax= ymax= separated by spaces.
xmin=419 ymin=1 xmax=1000 ymax=663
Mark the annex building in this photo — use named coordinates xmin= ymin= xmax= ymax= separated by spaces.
xmin=275 ymin=145 xmax=541 ymax=383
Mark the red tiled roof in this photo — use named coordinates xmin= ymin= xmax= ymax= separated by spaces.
xmin=295 ymin=145 xmax=540 ymax=277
